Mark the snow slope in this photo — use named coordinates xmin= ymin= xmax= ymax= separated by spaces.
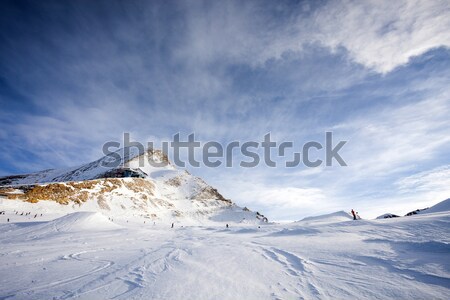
xmin=0 ymin=208 xmax=448 ymax=299
xmin=420 ymin=198 xmax=450 ymax=214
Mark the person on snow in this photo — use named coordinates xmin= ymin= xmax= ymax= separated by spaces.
xmin=351 ymin=209 xmax=357 ymax=220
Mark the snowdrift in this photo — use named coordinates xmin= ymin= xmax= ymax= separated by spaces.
xmin=0 ymin=212 xmax=122 ymax=242
xmin=46 ymin=212 xmax=122 ymax=232
xmin=298 ymin=210 xmax=353 ymax=224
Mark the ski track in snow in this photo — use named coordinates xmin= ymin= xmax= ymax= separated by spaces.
xmin=3 ymin=248 xmax=115 ymax=299
xmin=57 ymin=244 xmax=187 ymax=300
xmin=258 ymin=247 xmax=322 ymax=299
xmin=0 ymin=212 xmax=450 ymax=299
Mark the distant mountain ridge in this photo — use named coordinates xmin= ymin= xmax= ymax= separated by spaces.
xmin=376 ymin=198 xmax=450 ymax=219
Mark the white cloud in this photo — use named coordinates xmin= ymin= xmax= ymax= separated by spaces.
xmin=396 ymin=165 xmax=450 ymax=194
xmin=226 ymin=183 xmax=334 ymax=221
xmin=309 ymin=0 xmax=450 ymax=73
xmin=176 ymin=0 xmax=450 ymax=73
xmin=331 ymin=90 xmax=450 ymax=180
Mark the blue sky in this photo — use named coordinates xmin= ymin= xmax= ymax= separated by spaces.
xmin=1 ymin=0 xmax=449 ymax=220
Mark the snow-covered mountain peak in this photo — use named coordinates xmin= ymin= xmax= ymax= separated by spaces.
xmin=0 ymin=147 xmax=268 ymax=225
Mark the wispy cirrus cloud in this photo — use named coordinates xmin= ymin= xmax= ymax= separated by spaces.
xmin=174 ymin=0 xmax=450 ymax=73
xmin=307 ymin=0 xmax=450 ymax=73
xmin=396 ymin=165 xmax=450 ymax=194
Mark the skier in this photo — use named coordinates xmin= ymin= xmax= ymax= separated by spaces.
xmin=226 ymin=224 xmax=229 ymax=228
xmin=351 ymin=209 xmax=357 ymax=220
xmin=171 ymin=223 xmax=174 ymax=228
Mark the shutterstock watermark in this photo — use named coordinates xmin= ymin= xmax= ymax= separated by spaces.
xmin=102 ymin=132 xmax=348 ymax=168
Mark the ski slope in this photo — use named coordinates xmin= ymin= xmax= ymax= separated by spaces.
xmin=0 ymin=208 xmax=449 ymax=299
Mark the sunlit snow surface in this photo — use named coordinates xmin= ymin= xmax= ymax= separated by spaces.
xmin=0 ymin=207 xmax=449 ymax=300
